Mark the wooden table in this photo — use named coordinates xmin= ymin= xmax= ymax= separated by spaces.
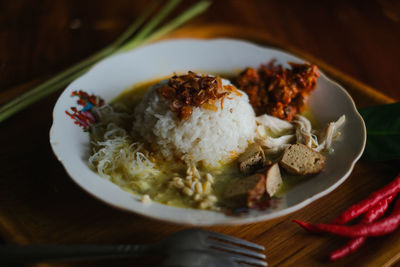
xmin=1 ymin=1 xmax=400 ymax=266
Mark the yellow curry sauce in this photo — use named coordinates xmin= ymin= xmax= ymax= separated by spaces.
xmin=109 ymin=77 xmax=245 ymax=209
xmin=101 ymin=75 xmax=319 ymax=210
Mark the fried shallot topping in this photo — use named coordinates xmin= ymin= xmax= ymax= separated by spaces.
xmin=158 ymin=71 xmax=241 ymax=120
xmin=235 ymin=60 xmax=319 ymax=121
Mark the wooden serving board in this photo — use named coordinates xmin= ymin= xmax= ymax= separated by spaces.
xmin=0 ymin=24 xmax=399 ymax=267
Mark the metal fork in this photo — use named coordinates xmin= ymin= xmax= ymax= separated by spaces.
xmin=0 ymin=229 xmax=266 ymax=266
xmin=161 ymin=249 xmax=258 ymax=267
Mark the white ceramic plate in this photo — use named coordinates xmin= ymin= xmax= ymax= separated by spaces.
xmin=50 ymin=39 xmax=366 ymax=226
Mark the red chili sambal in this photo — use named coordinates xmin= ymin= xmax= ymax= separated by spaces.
xmin=158 ymin=71 xmax=241 ymax=120
xmin=235 ymin=60 xmax=319 ymax=121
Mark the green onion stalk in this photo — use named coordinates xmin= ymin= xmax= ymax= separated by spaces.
xmin=0 ymin=0 xmax=211 ymax=123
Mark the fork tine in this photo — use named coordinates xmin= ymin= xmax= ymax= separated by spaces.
xmin=239 ymin=263 xmax=268 ymax=267
xmin=201 ymin=230 xmax=265 ymax=251
xmin=207 ymin=239 xmax=266 ymax=259
xmin=211 ymin=250 xmax=268 ymax=267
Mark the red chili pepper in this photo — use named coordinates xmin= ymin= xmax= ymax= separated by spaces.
xmin=294 ymin=195 xmax=400 ymax=238
xmin=329 ymin=237 xmax=365 ymax=261
xmin=331 ymin=173 xmax=400 ymax=224
xmin=329 ymin=195 xmax=395 ymax=261
xmin=363 ymin=194 xmax=394 ymax=222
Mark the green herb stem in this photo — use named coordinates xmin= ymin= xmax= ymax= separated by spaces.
xmin=118 ymin=0 xmax=211 ymax=52
xmin=119 ymin=0 xmax=182 ymax=52
xmin=0 ymin=0 xmax=211 ymax=123
xmin=0 ymin=69 xmax=88 ymax=122
xmin=141 ymin=0 xmax=212 ymax=46
xmin=0 ymin=1 xmax=160 ymax=122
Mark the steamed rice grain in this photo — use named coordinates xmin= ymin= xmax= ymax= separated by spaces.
xmin=133 ymin=79 xmax=256 ymax=168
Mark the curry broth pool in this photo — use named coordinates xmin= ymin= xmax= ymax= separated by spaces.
xmin=92 ymin=75 xmax=321 ymax=210
xmin=108 ymin=77 xmax=247 ymax=209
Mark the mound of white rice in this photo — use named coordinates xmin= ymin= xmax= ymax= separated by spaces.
xmin=133 ymin=78 xmax=256 ymax=168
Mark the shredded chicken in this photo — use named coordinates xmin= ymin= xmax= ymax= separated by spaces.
xmin=255 ymin=114 xmax=293 ymax=136
xmin=255 ymin=113 xmax=346 ymax=155
xmin=292 ymin=115 xmax=320 ymax=149
xmin=256 ymin=135 xmax=295 ymax=152
xmin=315 ymin=115 xmax=346 ymax=152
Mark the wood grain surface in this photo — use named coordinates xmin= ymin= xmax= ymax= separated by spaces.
xmin=1 ymin=1 xmax=400 ymax=266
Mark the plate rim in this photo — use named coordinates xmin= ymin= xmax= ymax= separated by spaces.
xmin=49 ymin=38 xmax=366 ymax=226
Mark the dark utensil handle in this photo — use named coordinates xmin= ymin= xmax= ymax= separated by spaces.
xmin=0 ymin=243 xmax=159 ymax=263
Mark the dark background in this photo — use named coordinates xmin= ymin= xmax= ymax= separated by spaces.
xmin=1 ymin=0 xmax=400 ymax=103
